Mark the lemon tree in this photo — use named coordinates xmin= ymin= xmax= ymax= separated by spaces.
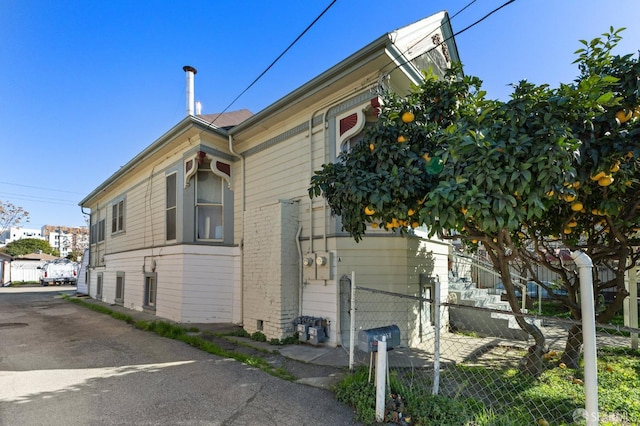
xmin=309 ymin=29 xmax=640 ymax=375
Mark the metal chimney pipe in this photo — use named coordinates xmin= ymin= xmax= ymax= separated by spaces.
xmin=183 ymin=65 xmax=197 ymax=116
xmin=195 ymin=100 xmax=202 ymax=115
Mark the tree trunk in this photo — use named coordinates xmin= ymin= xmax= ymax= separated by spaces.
xmin=488 ymin=243 xmax=547 ymax=376
xmin=561 ymin=324 xmax=583 ymax=369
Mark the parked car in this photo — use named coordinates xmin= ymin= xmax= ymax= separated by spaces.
xmin=39 ymin=259 xmax=78 ymax=286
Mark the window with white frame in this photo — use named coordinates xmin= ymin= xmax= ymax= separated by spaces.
xmin=166 ymin=173 xmax=177 ymax=241
xmin=91 ymin=219 xmax=105 ymax=244
xmin=115 ymin=272 xmax=125 ymax=304
xmin=144 ymin=273 xmax=156 ymax=308
xmin=196 ymin=161 xmax=223 ymax=240
xmin=96 ymin=272 xmax=103 ymax=298
xmin=111 ymin=198 xmax=125 ymax=234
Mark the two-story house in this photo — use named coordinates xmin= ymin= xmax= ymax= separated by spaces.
xmin=79 ymin=11 xmax=460 ymax=346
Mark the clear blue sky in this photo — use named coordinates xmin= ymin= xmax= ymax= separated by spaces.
xmin=1 ymin=0 xmax=639 ymax=230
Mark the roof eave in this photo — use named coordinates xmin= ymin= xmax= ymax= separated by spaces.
xmin=79 ymin=115 xmax=227 ymax=207
xmin=229 ymin=33 xmax=393 ymax=135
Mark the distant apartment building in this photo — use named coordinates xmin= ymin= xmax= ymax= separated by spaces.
xmin=42 ymin=225 xmax=89 ymax=258
xmin=0 ymin=227 xmax=43 ymax=245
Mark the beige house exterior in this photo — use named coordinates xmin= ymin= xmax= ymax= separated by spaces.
xmin=79 ymin=11 xmax=460 ymax=346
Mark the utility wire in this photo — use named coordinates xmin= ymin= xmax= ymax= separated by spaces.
xmin=203 ymin=0 xmax=338 ymax=129
xmin=0 ymin=181 xmax=86 ymax=195
xmin=386 ymin=0 xmax=516 ymax=76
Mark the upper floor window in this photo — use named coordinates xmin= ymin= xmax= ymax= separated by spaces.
xmin=91 ymin=219 xmax=105 ymax=244
xmin=196 ymin=162 xmax=223 ymax=240
xmin=166 ymin=173 xmax=177 ymax=241
xmin=111 ymin=198 xmax=125 ymax=234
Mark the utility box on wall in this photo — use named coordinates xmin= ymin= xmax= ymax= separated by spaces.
xmin=315 ymin=251 xmax=331 ymax=280
xmin=302 ymin=252 xmax=332 ymax=281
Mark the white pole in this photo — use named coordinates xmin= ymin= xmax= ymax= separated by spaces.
xmin=375 ymin=336 xmax=387 ymax=423
xmin=349 ymin=271 xmax=356 ymax=371
xmin=432 ymin=275 xmax=441 ymax=395
xmin=626 ymin=263 xmax=638 ymax=349
xmin=571 ymin=251 xmax=598 ymax=425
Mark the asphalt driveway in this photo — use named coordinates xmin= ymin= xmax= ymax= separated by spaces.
xmin=0 ymin=287 xmax=359 ymax=426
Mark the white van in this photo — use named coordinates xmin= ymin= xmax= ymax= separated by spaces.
xmin=39 ymin=258 xmax=78 ymax=286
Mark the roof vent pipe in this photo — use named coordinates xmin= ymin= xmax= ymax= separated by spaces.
xmin=195 ymin=100 xmax=202 ymax=115
xmin=183 ymin=65 xmax=197 ymax=116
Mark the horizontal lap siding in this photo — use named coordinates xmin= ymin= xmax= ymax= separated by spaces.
xmin=180 ymin=250 xmax=238 ymax=323
xmin=244 ymin=134 xmax=310 ymax=209
xmin=99 ymin=246 xmax=239 ymax=324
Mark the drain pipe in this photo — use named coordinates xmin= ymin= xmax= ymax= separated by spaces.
xmin=571 ymin=250 xmax=598 ymax=425
xmin=296 ymin=225 xmax=303 ymax=317
xmin=228 ymin=134 xmax=245 ymax=325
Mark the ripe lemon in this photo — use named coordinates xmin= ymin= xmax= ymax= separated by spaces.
xmin=408 ymin=208 xmax=415 ymax=216
xmin=610 ymin=161 xmax=620 ymax=172
xmin=559 ymin=362 xmax=567 ymax=369
xmin=598 ymin=175 xmax=614 ymax=187
xmin=568 ymin=221 xmax=578 ymax=227
xmin=627 ymin=151 xmax=634 ymax=159
xmin=369 ymin=143 xmax=374 ymax=151
xmin=460 ymin=207 xmax=468 ymax=215
xmin=411 ymin=222 xmax=419 ymax=228
xmin=371 ymin=222 xmax=379 ymax=228
xmin=564 ymin=228 xmax=572 ymax=234
xmin=364 ymin=206 xmax=375 ymax=215
xmin=397 ymin=135 xmax=407 ymax=143
xmin=570 ymin=202 xmax=583 ymax=212
xmin=401 ymin=111 xmax=415 ymax=123
xmin=546 ymin=190 xmax=554 ymax=197
xmin=590 ymin=171 xmax=606 ymax=181
xmin=422 ymin=152 xmax=430 ymax=161
xmin=616 ymin=109 xmax=632 ymax=123
xmin=563 ymin=194 xmax=576 ymax=202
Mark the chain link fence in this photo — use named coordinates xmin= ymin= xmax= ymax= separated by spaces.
xmin=349 ymin=283 xmax=640 ymax=425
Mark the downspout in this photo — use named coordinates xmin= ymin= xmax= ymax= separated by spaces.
xmin=228 ymin=134 xmax=245 ymax=325
xmin=296 ymin=225 xmax=303 ymax=316
xmin=81 ymin=206 xmax=91 ymax=293
xmin=570 ymin=250 xmax=598 ymax=425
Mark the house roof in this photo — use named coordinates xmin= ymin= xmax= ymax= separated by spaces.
xmin=80 ymin=11 xmax=459 ymax=207
xmin=229 ymin=11 xmax=458 ymax=141
xmin=15 ymin=252 xmax=59 ymax=261
xmin=197 ymin=109 xmax=253 ymax=129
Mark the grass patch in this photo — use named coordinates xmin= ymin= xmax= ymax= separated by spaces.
xmin=63 ymin=295 xmax=295 ymax=381
xmin=336 ymin=346 xmax=640 ymax=425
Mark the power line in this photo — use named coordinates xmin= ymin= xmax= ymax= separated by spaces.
xmin=202 ymin=0 xmax=338 ymax=129
xmin=0 ymin=181 xmax=86 ymax=195
xmin=0 ymin=193 xmax=79 ymax=206
xmin=384 ymin=0 xmax=517 ymax=78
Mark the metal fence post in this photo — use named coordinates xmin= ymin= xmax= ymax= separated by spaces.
xmin=375 ymin=336 xmax=387 ymax=423
xmin=571 ymin=251 xmax=598 ymax=425
xmin=432 ymin=274 xmax=441 ymax=395
xmin=349 ymin=271 xmax=356 ymax=371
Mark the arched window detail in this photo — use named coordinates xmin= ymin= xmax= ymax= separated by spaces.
xmin=184 ymin=151 xmax=231 ymax=189
xmin=335 ymin=98 xmax=381 ymax=156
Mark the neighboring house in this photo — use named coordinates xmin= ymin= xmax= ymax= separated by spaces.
xmin=0 ymin=253 xmax=11 ymax=286
xmin=10 ymin=252 xmax=59 ymax=283
xmin=79 ymin=11 xmax=460 ymax=346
